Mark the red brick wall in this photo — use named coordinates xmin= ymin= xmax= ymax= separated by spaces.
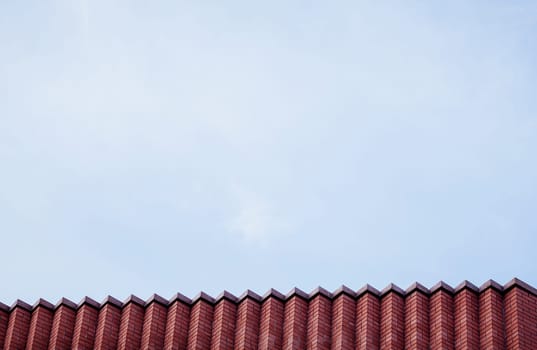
xmin=258 ymin=293 xmax=284 ymax=350
xmin=164 ymin=297 xmax=191 ymax=350
xmin=404 ymin=290 xmax=429 ymax=349
xmin=355 ymin=291 xmax=380 ymax=350
xmin=282 ymin=293 xmax=308 ymax=350
xmin=48 ymin=302 xmax=77 ymax=350
xmin=26 ymin=301 xmax=53 ymax=349
xmin=1 ymin=279 xmax=537 ymax=349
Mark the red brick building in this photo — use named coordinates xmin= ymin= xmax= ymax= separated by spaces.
xmin=1 ymin=278 xmax=536 ymax=349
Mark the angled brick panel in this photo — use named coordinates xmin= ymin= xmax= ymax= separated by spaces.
xmin=4 ymin=302 xmax=31 ymax=350
xmin=94 ymin=298 xmax=123 ymax=350
xmin=48 ymin=301 xmax=77 ymax=350
xmin=25 ymin=302 xmax=53 ymax=350
xmin=258 ymin=294 xmax=284 ymax=350
xmin=234 ymin=297 xmax=261 ymax=350
xmin=117 ymin=298 xmax=145 ymax=350
xmin=380 ymin=291 xmax=404 ymax=350
xmin=306 ymin=293 xmax=332 ymax=350
xmin=454 ymin=288 xmax=479 ymax=350
xmin=186 ymin=299 xmax=214 ymax=350
xmin=0 ymin=305 xmax=8 ymax=348
xmin=140 ymin=297 xmax=168 ymax=350
xmin=283 ymin=294 xmax=308 ymax=350
xmin=504 ymin=285 xmax=537 ymax=348
xmin=72 ymin=299 xmax=100 ymax=350
xmin=164 ymin=297 xmax=191 ymax=350
xmin=210 ymin=298 xmax=237 ymax=350
xmin=330 ymin=292 xmax=355 ymax=350
xmin=404 ymin=290 xmax=429 ymax=350
xmin=355 ymin=292 xmax=380 ymax=350
xmin=479 ymin=286 xmax=505 ymax=349
xmin=430 ymin=290 xmax=454 ymax=350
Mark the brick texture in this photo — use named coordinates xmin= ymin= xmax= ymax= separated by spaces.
xmin=258 ymin=294 xmax=284 ymax=350
xmin=380 ymin=291 xmax=405 ymax=350
xmin=94 ymin=300 xmax=122 ymax=350
xmin=283 ymin=293 xmax=308 ymax=350
xmin=4 ymin=304 xmax=31 ymax=350
xmin=140 ymin=299 xmax=168 ymax=350
xmin=48 ymin=303 xmax=77 ymax=350
xmin=211 ymin=298 xmax=237 ymax=350
xmin=186 ymin=299 xmax=214 ymax=350
xmin=454 ymin=288 xmax=479 ymax=350
xmin=26 ymin=303 xmax=53 ymax=350
xmin=356 ymin=291 xmax=380 ymax=350
xmin=404 ymin=290 xmax=429 ymax=349
xmin=164 ymin=298 xmax=191 ymax=350
xmin=72 ymin=302 xmax=99 ymax=350
xmin=330 ymin=292 xmax=355 ymax=350
xmin=117 ymin=300 xmax=145 ymax=350
xmin=1 ymin=279 xmax=537 ymax=349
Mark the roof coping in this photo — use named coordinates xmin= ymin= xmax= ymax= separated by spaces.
xmin=261 ymin=288 xmax=286 ymax=302
xmin=215 ymin=291 xmax=238 ymax=303
xmin=333 ymin=285 xmax=356 ymax=299
xmin=123 ymin=295 xmax=145 ymax=307
xmin=169 ymin=292 xmax=192 ymax=305
xmin=146 ymin=294 xmax=169 ymax=306
xmin=454 ymin=280 xmax=479 ymax=294
xmin=192 ymin=292 xmax=215 ymax=305
xmin=10 ymin=299 xmax=32 ymax=312
xmin=77 ymin=297 xmax=100 ymax=310
xmin=0 ymin=302 xmax=9 ymax=312
xmin=55 ymin=298 xmax=77 ymax=310
xmin=286 ymin=287 xmax=309 ymax=301
xmin=310 ymin=287 xmax=332 ymax=299
xmin=356 ymin=284 xmax=380 ymax=298
xmin=32 ymin=298 xmax=54 ymax=311
xmin=479 ymin=280 xmax=503 ymax=293
xmin=430 ymin=281 xmax=455 ymax=295
xmin=380 ymin=283 xmax=405 ymax=297
xmin=238 ymin=290 xmax=262 ymax=303
xmin=405 ymin=282 xmax=430 ymax=295
xmin=504 ymin=278 xmax=537 ymax=296
xmin=100 ymin=296 xmax=123 ymax=309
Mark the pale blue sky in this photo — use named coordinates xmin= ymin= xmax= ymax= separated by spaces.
xmin=1 ymin=1 xmax=537 ymax=304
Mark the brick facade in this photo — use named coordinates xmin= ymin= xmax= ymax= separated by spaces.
xmin=0 ymin=278 xmax=536 ymax=349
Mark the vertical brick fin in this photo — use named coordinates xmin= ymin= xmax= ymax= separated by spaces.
xmin=282 ymin=289 xmax=309 ymax=350
xmin=234 ymin=291 xmax=261 ymax=350
xmin=258 ymin=290 xmax=284 ymax=350
xmin=186 ymin=294 xmax=215 ymax=350
xmin=0 ymin=304 xmax=8 ymax=349
xmin=4 ymin=301 xmax=32 ymax=350
xmin=94 ymin=297 xmax=123 ymax=350
xmin=478 ymin=282 xmax=504 ymax=350
xmin=210 ymin=295 xmax=237 ymax=350
xmin=355 ymin=288 xmax=380 ymax=350
xmin=453 ymin=283 xmax=479 ymax=350
xmin=504 ymin=280 xmax=537 ymax=349
xmin=117 ymin=297 xmax=145 ymax=350
xmin=379 ymin=285 xmax=405 ymax=350
xmin=25 ymin=300 xmax=53 ymax=350
xmin=140 ymin=295 xmax=168 ymax=350
xmin=429 ymin=286 xmax=454 ymax=350
xmin=164 ymin=294 xmax=191 ymax=350
xmin=72 ymin=298 xmax=100 ymax=350
xmin=306 ymin=290 xmax=332 ymax=350
xmin=404 ymin=288 xmax=429 ymax=350
xmin=48 ymin=299 xmax=77 ymax=350
xmin=330 ymin=288 xmax=355 ymax=350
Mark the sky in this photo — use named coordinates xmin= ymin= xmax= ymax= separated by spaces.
xmin=1 ymin=1 xmax=537 ymax=305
